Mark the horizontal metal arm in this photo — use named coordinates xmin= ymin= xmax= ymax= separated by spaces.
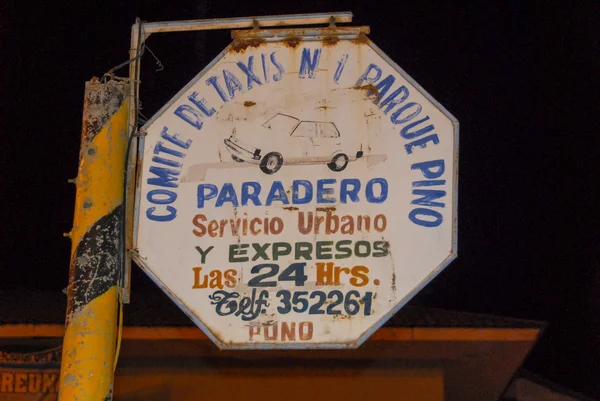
xmin=134 ymin=12 xmax=353 ymax=41
xmin=231 ymin=26 xmax=370 ymax=39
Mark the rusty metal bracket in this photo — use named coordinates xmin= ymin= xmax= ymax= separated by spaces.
xmin=230 ymin=26 xmax=370 ymax=41
xmin=329 ymin=15 xmax=337 ymax=27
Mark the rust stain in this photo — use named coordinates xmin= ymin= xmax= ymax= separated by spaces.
xmin=244 ymin=101 xmax=256 ymax=107
xmin=391 ymin=272 xmax=396 ymax=292
xmin=322 ymin=35 xmax=340 ymax=47
xmin=283 ymin=206 xmax=299 ymax=211
xmin=352 ymin=34 xmax=370 ymax=44
xmin=316 ymin=206 xmax=336 ymax=212
xmin=282 ymin=36 xmax=302 ymax=48
xmin=317 ymin=105 xmax=330 ymax=110
xmin=230 ymin=38 xmax=266 ymax=53
xmin=134 ymin=154 xmax=143 ymax=185
xmin=354 ymin=84 xmax=380 ymax=101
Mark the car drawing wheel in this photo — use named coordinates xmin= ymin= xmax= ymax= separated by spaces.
xmin=328 ymin=153 xmax=348 ymax=172
xmin=231 ymin=155 xmax=244 ymax=163
xmin=260 ymin=152 xmax=283 ymax=175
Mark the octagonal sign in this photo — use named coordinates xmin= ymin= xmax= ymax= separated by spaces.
xmin=134 ymin=27 xmax=458 ymax=349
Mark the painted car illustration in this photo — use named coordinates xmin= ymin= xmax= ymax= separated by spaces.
xmin=224 ymin=113 xmax=364 ymax=175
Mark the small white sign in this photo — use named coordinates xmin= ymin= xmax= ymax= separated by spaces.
xmin=135 ymin=30 xmax=458 ymax=349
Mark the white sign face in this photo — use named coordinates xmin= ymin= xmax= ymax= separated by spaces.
xmin=134 ymin=30 xmax=458 ymax=349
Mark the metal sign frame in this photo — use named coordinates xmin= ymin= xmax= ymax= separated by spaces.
xmin=131 ymin=24 xmax=458 ymax=349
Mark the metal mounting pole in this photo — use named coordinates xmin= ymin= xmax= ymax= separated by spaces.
xmin=58 ymin=79 xmax=129 ymax=401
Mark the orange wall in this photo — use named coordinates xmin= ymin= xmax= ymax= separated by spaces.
xmin=113 ymin=364 xmax=444 ymax=401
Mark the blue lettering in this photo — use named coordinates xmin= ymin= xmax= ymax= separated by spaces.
xmin=340 ymin=179 xmax=361 ymax=203
xmin=152 ymin=156 xmax=182 ymax=168
xmin=197 ymin=184 xmax=218 ymax=208
xmin=147 ymin=189 xmax=177 ymax=204
xmin=188 ymin=92 xmax=216 ymax=117
xmin=411 ymin=160 xmax=445 ymax=179
xmin=261 ymin=53 xmax=270 ymax=83
xmin=299 ymin=48 xmax=321 ymax=79
xmin=242 ymin=182 xmax=262 ymax=206
xmin=174 ymin=105 xmax=203 ymax=130
xmin=237 ymin=56 xmax=262 ymax=90
xmin=373 ymin=75 xmax=395 ymax=105
xmin=223 ymin=69 xmax=244 ymax=99
xmin=153 ymin=141 xmax=185 ymax=158
xmin=206 ymin=76 xmax=228 ymax=102
xmin=216 ymin=183 xmax=239 ymax=207
xmin=266 ymin=181 xmax=290 ymax=206
xmin=400 ymin=116 xmax=435 ymax=139
xmin=411 ymin=190 xmax=446 ymax=208
xmin=413 ymin=179 xmax=446 ymax=187
xmin=409 ymin=208 xmax=443 ymax=227
xmin=355 ymin=63 xmax=381 ymax=86
xmin=146 ymin=206 xmax=177 ymax=222
xmin=316 ymin=179 xmax=336 ymax=203
xmin=270 ymin=52 xmax=285 ymax=81
xmin=160 ymin=127 xmax=192 ymax=149
xmin=333 ymin=54 xmax=348 ymax=84
xmin=405 ymin=135 xmax=440 ymax=154
xmin=147 ymin=166 xmax=179 ymax=188
xmin=292 ymin=180 xmax=313 ymax=204
xmin=379 ymin=86 xmax=409 ymax=114
xmin=365 ymin=178 xmax=388 ymax=203
xmin=391 ymin=102 xmax=422 ymax=125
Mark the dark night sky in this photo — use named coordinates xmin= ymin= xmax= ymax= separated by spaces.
xmin=1 ymin=0 xmax=599 ymax=397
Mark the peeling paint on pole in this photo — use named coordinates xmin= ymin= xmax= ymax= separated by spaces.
xmin=59 ymin=79 xmax=129 ymax=400
xmin=134 ymin=27 xmax=458 ymax=349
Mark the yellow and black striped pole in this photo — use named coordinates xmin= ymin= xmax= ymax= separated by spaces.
xmin=59 ymin=79 xmax=129 ymax=401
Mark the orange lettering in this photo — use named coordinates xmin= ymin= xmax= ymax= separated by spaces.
xmin=1 ymin=372 xmax=14 ymax=392
xmin=42 ymin=373 xmax=56 ymax=392
xmin=340 ymin=216 xmax=354 ymax=234
xmin=14 ymin=373 xmax=26 ymax=393
xmin=314 ymin=215 xmax=325 ymax=233
xmin=334 ymin=266 xmax=350 ymax=285
xmin=264 ymin=324 xmax=278 ymax=340
xmin=250 ymin=218 xmax=262 ymax=235
xmin=224 ymin=269 xmax=238 ymax=288
xmin=28 ymin=373 xmax=41 ymax=393
xmin=281 ymin=322 xmax=296 ymax=341
xmin=207 ymin=220 xmax=219 ymax=237
xmin=249 ymin=325 xmax=260 ymax=341
xmin=191 ymin=214 xmax=207 ymax=237
xmin=374 ymin=214 xmax=387 ymax=232
xmin=299 ymin=322 xmax=313 ymax=340
xmin=209 ymin=270 xmax=224 ymax=289
xmin=316 ymin=262 xmax=334 ymax=285
xmin=350 ymin=266 xmax=370 ymax=287
xmin=325 ymin=211 xmax=339 ymax=234
xmin=298 ymin=212 xmax=313 ymax=234
xmin=192 ymin=267 xmax=208 ymax=289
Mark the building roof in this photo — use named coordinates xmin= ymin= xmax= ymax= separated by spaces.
xmin=1 ymin=287 xmax=544 ymax=329
xmin=501 ymin=370 xmax=599 ymax=401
